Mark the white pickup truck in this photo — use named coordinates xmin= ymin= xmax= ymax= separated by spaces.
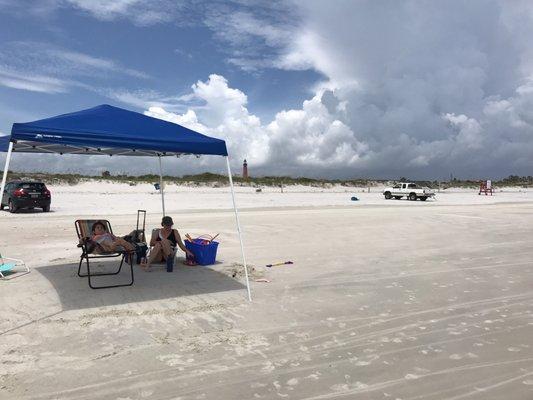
xmin=383 ymin=182 xmax=436 ymax=201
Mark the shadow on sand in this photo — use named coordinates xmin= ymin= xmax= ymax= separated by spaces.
xmin=37 ymin=258 xmax=245 ymax=311
xmin=1 ymin=208 xmax=54 ymax=214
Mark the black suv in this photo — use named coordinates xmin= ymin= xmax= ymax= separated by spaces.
xmin=1 ymin=181 xmax=51 ymax=213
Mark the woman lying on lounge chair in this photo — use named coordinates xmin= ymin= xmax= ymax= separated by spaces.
xmin=91 ymin=221 xmax=136 ymax=254
xmin=141 ymin=216 xmax=193 ymax=271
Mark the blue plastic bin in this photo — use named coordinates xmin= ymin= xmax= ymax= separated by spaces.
xmin=185 ymin=239 xmax=219 ymax=266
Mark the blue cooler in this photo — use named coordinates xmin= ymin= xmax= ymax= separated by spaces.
xmin=185 ymin=239 xmax=219 ymax=266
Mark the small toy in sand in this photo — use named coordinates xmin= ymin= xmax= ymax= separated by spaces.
xmin=351 ymin=196 xmax=359 ymax=201
xmin=266 ymin=261 xmax=294 ymax=268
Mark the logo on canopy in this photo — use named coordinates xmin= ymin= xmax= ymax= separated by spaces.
xmin=35 ymin=134 xmax=62 ymax=139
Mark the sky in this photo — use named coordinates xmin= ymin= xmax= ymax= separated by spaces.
xmin=1 ymin=0 xmax=533 ymax=180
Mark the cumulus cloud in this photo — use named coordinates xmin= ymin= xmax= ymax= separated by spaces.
xmin=162 ymin=0 xmax=531 ymax=178
xmin=77 ymin=0 xmax=533 ymax=178
xmin=9 ymin=65 xmax=533 ymax=179
xmin=145 ymin=74 xmax=269 ymax=166
xmin=142 ymin=74 xmax=368 ymax=177
xmin=141 ymin=65 xmax=533 ymax=179
xmin=265 ymin=96 xmax=367 ymax=173
xmin=264 ymin=0 xmax=533 ymax=178
xmin=5 ymin=1 xmax=533 ymax=179
xmin=443 ymin=113 xmax=483 ymax=150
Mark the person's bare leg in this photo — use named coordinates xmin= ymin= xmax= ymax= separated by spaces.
xmin=142 ymin=243 xmax=163 ymax=270
xmin=160 ymin=239 xmax=174 ymax=259
xmin=112 ymin=237 xmax=135 ymax=264
xmin=115 ymin=237 xmax=135 ymax=252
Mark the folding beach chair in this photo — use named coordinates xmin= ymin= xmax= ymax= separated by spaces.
xmin=0 ymin=252 xmax=29 ymax=280
xmin=145 ymin=228 xmax=177 ymax=269
xmin=75 ymin=219 xmax=134 ymax=289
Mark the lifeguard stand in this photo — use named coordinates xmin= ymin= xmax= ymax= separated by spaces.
xmin=479 ymin=180 xmax=493 ymax=195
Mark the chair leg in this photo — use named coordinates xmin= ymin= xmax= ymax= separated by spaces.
xmin=85 ymin=255 xmax=135 ymax=290
xmin=77 ymin=256 xmax=84 ymax=277
xmin=78 ymin=255 xmax=124 ymax=277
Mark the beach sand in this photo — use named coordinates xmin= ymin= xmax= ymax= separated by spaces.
xmin=1 ymin=183 xmax=533 ymax=399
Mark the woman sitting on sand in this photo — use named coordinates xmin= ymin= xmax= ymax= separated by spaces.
xmin=91 ymin=221 xmax=136 ymax=254
xmin=141 ymin=216 xmax=193 ymax=271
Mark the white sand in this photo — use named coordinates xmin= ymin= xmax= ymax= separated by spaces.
xmin=1 ymin=183 xmax=533 ymax=399
xmin=2 ymin=181 xmax=532 ymax=217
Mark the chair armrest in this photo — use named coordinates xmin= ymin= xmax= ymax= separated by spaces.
xmin=79 ymin=237 xmax=99 ymax=254
xmin=1 ymin=257 xmax=24 ymax=263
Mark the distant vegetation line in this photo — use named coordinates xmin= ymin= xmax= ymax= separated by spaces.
xmin=1 ymin=171 xmax=533 ymax=188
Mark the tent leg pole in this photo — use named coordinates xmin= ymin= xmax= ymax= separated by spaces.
xmin=158 ymin=155 xmax=166 ymax=217
xmin=0 ymin=142 xmax=13 ymax=202
xmin=226 ymin=156 xmax=252 ymax=302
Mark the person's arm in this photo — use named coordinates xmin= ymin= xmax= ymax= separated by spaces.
xmin=174 ymin=230 xmax=193 ymax=256
xmin=149 ymin=229 xmax=158 ymax=246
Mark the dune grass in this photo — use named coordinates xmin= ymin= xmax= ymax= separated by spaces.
xmin=1 ymin=170 xmax=532 ymax=188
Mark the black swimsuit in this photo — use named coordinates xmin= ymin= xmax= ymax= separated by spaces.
xmin=157 ymin=229 xmax=177 ymax=247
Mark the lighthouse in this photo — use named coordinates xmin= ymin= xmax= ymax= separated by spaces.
xmin=242 ymin=159 xmax=248 ymax=179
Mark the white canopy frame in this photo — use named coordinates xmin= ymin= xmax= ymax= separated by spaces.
xmin=1 ymin=140 xmax=252 ymax=301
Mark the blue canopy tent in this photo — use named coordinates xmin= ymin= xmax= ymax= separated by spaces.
xmin=0 ymin=105 xmax=251 ymax=299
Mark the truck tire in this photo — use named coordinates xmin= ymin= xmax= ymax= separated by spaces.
xmin=384 ymin=191 xmax=392 ymax=199
xmin=43 ymin=205 xmax=50 ymax=212
xmin=420 ymin=196 xmax=427 ymax=201
xmin=409 ymin=193 xmax=417 ymax=201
